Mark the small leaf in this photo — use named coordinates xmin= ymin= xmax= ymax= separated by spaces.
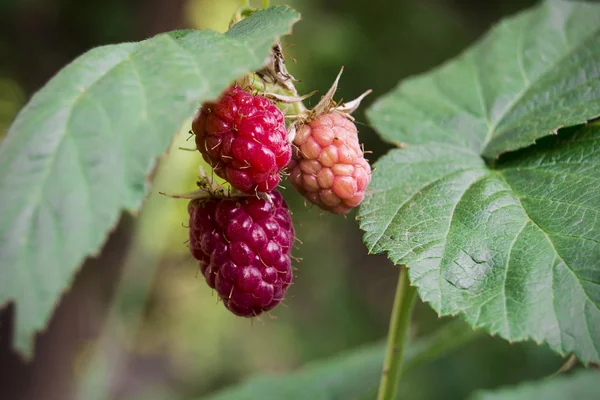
xmin=368 ymin=0 xmax=600 ymax=159
xmin=470 ymin=370 xmax=600 ymax=400
xmin=0 ymin=6 xmax=300 ymax=357
xmin=201 ymin=320 xmax=480 ymax=400
xmin=359 ymin=124 xmax=600 ymax=363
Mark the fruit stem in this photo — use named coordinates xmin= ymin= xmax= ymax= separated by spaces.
xmin=262 ymin=0 xmax=270 ymax=8
xmin=292 ymin=98 xmax=307 ymax=115
xmin=285 ymin=83 xmax=307 ymax=115
xmin=377 ymin=266 xmax=418 ymax=400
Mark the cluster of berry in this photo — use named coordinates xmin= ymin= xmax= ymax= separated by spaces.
xmin=183 ymin=47 xmax=371 ymax=318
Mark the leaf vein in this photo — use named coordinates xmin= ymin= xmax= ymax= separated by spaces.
xmin=367 ymin=167 xmax=481 ymax=253
xmin=482 ymin=24 xmax=600 ymax=151
xmin=498 ymin=174 xmax=600 ymax=315
xmin=437 ymin=172 xmax=490 ymax=311
xmin=502 ymin=220 xmax=529 ymax=339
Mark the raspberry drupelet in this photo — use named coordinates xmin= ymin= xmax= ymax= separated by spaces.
xmin=188 ymin=190 xmax=295 ymax=317
xmin=289 ymin=112 xmax=371 ymax=214
xmin=192 ymin=86 xmax=292 ymax=194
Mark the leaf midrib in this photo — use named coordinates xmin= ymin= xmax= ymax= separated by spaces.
xmin=497 ymin=171 xmax=600 ymax=321
xmin=501 ymin=220 xmax=529 ymax=339
xmin=480 ymin=23 xmax=600 ymax=155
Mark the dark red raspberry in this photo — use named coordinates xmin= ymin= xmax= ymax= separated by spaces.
xmin=192 ymin=86 xmax=292 ymax=194
xmin=188 ymin=190 xmax=295 ymax=317
xmin=289 ymin=112 xmax=371 ymax=214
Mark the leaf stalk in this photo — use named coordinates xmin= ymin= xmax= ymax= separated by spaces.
xmin=377 ymin=266 xmax=418 ymax=400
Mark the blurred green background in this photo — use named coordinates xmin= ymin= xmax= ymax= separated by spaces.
xmin=0 ymin=0 xmax=568 ymax=399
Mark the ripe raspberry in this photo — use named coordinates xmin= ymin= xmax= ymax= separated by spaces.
xmin=192 ymin=86 xmax=292 ymax=194
xmin=289 ymin=112 xmax=371 ymax=214
xmin=188 ymin=191 xmax=295 ymax=317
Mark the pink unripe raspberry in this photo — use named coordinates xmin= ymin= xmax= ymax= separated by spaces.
xmin=192 ymin=86 xmax=292 ymax=194
xmin=188 ymin=191 xmax=295 ymax=317
xmin=289 ymin=112 xmax=371 ymax=214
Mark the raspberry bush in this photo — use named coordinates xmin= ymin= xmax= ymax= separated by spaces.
xmin=1 ymin=1 xmax=599 ymax=400
xmin=180 ymin=52 xmax=373 ymax=317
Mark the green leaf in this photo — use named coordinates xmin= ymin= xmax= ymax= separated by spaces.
xmin=359 ymin=124 xmax=600 ymax=363
xmin=0 ymin=6 xmax=300 ymax=357
xmin=362 ymin=0 xmax=600 ymax=364
xmin=470 ymin=370 xmax=600 ymax=400
xmin=201 ymin=320 xmax=481 ymax=400
xmin=367 ymin=0 xmax=600 ymax=159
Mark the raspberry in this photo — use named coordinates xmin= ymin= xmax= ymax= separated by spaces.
xmin=188 ymin=190 xmax=295 ymax=317
xmin=192 ymin=86 xmax=292 ymax=194
xmin=289 ymin=112 xmax=371 ymax=214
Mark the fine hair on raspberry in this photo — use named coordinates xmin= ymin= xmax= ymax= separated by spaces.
xmin=192 ymin=86 xmax=292 ymax=194
xmin=188 ymin=190 xmax=295 ymax=317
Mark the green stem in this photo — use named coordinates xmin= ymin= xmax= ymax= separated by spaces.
xmin=377 ymin=266 xmax=418 ymax=400
xmin=283 ymin=81 xmax=307 ymax=116
xmin=241 ymin=0 xmax=250 ymax=7
xmin=292 ymin=99 xmax=307 ymax=115
xmin=262 ymin=0 xmax=270 ymax=8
